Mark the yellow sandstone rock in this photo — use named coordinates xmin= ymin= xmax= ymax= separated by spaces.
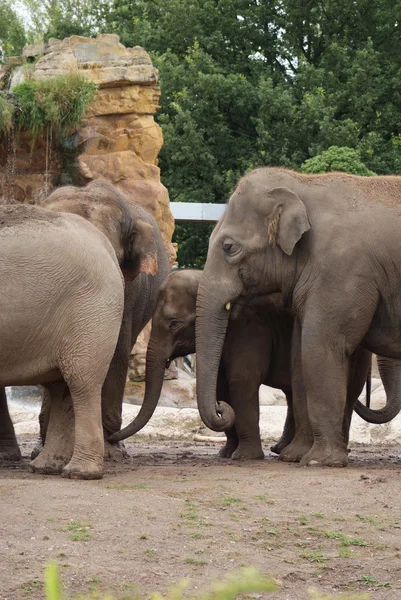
xmin=0 ymin=33 xmax=176 ymax=264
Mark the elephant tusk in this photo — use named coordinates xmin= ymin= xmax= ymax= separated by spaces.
xmin=225 ymin=302 xmax=231 ymax=311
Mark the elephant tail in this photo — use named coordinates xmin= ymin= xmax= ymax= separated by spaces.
xmin=354 ymin=358 xmax=401 ymax=424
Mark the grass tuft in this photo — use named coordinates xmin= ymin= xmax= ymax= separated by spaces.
xmin=63 ymin=520 xmax=92 ymax=542
xmin=0 ymin=93 xmax=14 ymax=135
xmin=325 ymin=530 xmax=367 ymax=547
xmin=13 ymin=73 xmax=96 ymax=143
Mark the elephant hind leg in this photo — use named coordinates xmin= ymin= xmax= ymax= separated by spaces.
xmin=29 ymin=382 xmax=73 ymax=474
xmin=30 ymin=380 xmax=104 ymax=480
xmin=61 ymin=380 xmax=104 ymax=480
xmin=0 ymin=387 xmax=21 ymax=461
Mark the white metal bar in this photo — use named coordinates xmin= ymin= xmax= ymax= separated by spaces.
xmin=170 ymin=202 xmax=226 ymax=222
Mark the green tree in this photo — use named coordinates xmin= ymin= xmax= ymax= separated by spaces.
xmin=0 ymin=2 xmax=27 ymax=59
xmin=301 ymin=146 xmax=375 ymax=176
xmin=20 ymin=0 xmax=109 ymax=43
xmin=105 ymin=1 xmax=284 ymax=265
xmin=100 ymin=1 xmax=401 ymax=264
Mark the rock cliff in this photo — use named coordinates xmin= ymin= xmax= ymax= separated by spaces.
xmin=0 ymin=33 xmax=175 ymax=264
xmin=0 ymin=34 xmax=176 ymax=380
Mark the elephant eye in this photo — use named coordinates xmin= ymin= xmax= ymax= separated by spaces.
xmin=223 ymin=239 xmax=241 ymax=257
xmin=169 ymin=319 xmax=180 ymax=330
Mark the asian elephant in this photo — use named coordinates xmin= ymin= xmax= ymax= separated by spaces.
xmin=195 ymin=168 xmax=401 ymax=468
xmin=1 ymin=180 xmax=169 ymax=466
xmin=0 ymin=203 xmax=126 ymax=478
xmin=110 ymin=269 xmax=381 ymax=459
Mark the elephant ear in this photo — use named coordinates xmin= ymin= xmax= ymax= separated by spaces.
xmin=266 ymin=187 xmax=311 ymax=255
xmin=121 ymin=219 xmax=158 ymax=282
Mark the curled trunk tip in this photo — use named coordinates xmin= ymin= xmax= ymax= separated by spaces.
xmin=199 ymin=400 xmax=235 ymax=432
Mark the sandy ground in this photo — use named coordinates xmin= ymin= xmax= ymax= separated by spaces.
xmin=0 ymin=437 xmax=400 ymax=600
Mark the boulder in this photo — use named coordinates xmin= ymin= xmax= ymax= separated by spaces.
xmin=125 ymin=368 xmax=196 ymax=409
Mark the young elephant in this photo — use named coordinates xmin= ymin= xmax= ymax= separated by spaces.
xmin=110 ymin=270 xmax=373 ymax=459
xmin=0 ymin=204 xmax=125 ymax=478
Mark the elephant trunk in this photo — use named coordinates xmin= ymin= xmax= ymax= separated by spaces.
xmin=354 ymin=356 xmax=401 ymax=424
xmin=108 ymin=339 xmax=167 ymax=443
xmin=195 ymin=277 xmax=235 ymax=432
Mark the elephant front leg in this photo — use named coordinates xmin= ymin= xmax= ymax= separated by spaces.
xmin=280 ymin=320 xmax=313 ymax=463
xmin=31 ymin=388 xmax=51 ymax=460
xmin=270 ymin=392 xmax=295 ymax=455
xmin=101 ymin=310 xmax=133 ymax=449
xmin=218 ymin=426 xmax=239 ymax=458
xmin=214 ymin=366 xmax=240 ymax=458
xmin=0 ymin=387 xmax=21 ymax=461
xmin=101 ymin=346 xmax=131 ymax=461
xmin=227 ymin=383 xmax=264 ymax=461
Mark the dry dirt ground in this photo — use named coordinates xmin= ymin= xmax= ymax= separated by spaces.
xmin=1 ymin=437 xmax=401 ymax=600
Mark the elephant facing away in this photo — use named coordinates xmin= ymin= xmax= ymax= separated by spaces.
xmin=1 ymin=180 xmax=169 ymax=465
xmin=195 ymin=167 xmax=401 ymax=467
xmin=0 ymin=204 xmax=126 ymax=478
xmin=110 ymin=269 xmax=382 ymax=459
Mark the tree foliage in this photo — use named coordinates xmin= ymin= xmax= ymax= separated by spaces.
xmin=301 ymin=146 xmax=376 ymax=176
xmin=19 ymin=0 xmax=110 ymax=43
xmin=0 ymin=2 xmax=27 ymax=59
xmin=101 ymin=0 xmax=401 ymax=265
xmin=9 ymin=0 xmax=401 ymax=265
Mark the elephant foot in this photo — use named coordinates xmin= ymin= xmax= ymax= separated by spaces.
xmin=104 ymin=440 xmax=129 ymax=461
xmin=30 ymin=439 xmax=44 ymax=461
xmin=29 ymin=451 xmax=68 ymax=475
xmin=279 ymin=437 xmax=312 ymax=463
xmin=270 ymin=439 xmax=290 ymax=456
xmin=299 ymin=445 xmax=348 ymax=468
xmin=0 ymin=442 xmax=22 ymax=461
xmin=62 ymin=458 xmax=103 ymax=480
xmin=218 ymin=443 xmax=238 ymax=458
xmin=231 ymin=444 xmax=265 ymax=461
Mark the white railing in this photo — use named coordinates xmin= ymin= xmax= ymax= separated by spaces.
xmin=170 ymin=202 xmax=226 ymax=222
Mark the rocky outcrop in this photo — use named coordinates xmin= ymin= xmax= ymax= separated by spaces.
xmin=0 ymin=34 xmax=175 ymax=264
xmin=0 ymin=34 xmax=176 ymax=380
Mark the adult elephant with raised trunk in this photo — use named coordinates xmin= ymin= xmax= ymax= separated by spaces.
xmin=195 ymin=168 xmax=401 ymax=468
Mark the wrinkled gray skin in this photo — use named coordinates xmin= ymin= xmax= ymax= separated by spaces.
xmin=0 ymin=203 xmax=125 ymax=478
xmin=110 ymin=270 xmax=373 ymax=460
xmin=1 ymin=180 xmax=169 ymax=465
xmin=196 ymin=167 xmax=401 ymax=468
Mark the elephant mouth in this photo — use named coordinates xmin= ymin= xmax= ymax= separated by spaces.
xmin=165 ymin=358 xmax=171 ymax=368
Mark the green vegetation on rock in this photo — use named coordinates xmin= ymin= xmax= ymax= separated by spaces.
xmin=0 ymin=93 xmax=14 ymax=135
xmin=13 ymin=72 xmax=96 ymax=142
